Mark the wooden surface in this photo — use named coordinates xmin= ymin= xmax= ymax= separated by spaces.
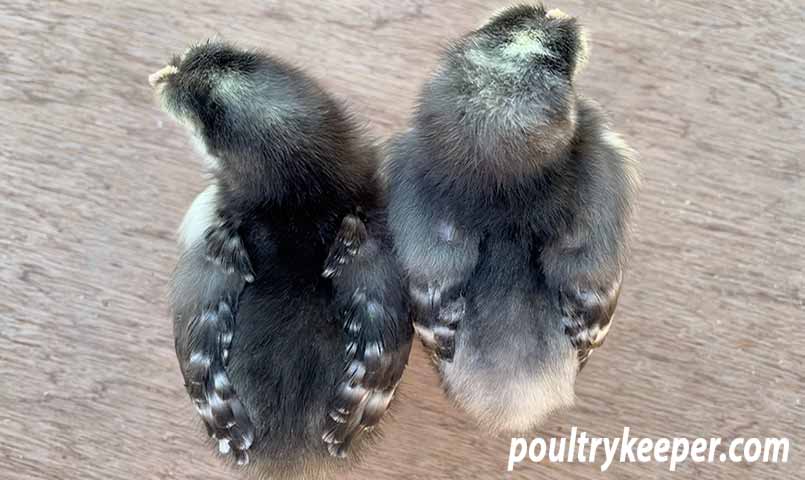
xmin=1 ymin=1 xmax=803 ymax=479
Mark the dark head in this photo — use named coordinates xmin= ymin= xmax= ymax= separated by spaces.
xmin=417 ymin=4 xmax=589 ymax=174
xmin=149 ymin=40 xmax=362 ymax=200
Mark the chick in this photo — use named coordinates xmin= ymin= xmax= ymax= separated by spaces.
xmin=151 ymin=40 xmax=412 ymax=477
xmin=385 ymin=5 xmax=638 ymax=432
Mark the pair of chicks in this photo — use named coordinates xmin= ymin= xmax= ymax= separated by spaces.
xmin=151 ymin=4 xmax=638 ymax=479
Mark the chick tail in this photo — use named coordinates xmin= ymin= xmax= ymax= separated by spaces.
xmin=440 ymin=335 xmax=577 ymax=433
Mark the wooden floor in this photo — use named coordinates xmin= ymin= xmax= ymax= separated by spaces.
xmin=1 ymin=1 xmax=803 ymax=479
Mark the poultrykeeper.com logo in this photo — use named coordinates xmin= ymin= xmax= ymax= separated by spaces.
xmin=507 ymin=427 xmax=790 ymax=472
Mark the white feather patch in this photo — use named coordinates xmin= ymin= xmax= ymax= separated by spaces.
xmin=178 ymin=183 xmax=219 ymax=252
xmin=502 ymin=30 xmax=555 ymax=59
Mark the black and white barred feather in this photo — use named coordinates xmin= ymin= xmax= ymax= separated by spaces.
xmin=171 ymin=209 xmax=256 ymax=464
xmin=321 ymin=214 xmax=411 ymax=457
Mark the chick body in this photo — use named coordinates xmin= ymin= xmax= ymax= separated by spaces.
xmin=155 ymin=41 xmax=412 ymax=478
xmin=386 ymin=5 xmax=638 ymax=432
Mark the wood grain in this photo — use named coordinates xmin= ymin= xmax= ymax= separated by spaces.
xmin=0 ymin=1 xmax=802 ymax=479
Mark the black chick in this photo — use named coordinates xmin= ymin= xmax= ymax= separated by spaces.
xmin=151 ymin=40 xmax=412 ymax=477
xmin=385 ymin=5 xmax=638 ymax=432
